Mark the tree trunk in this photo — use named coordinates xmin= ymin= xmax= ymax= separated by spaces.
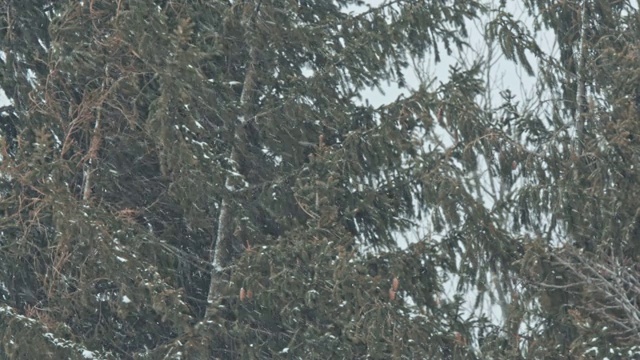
xmin=205 ymin=1 xmax=259 ymax=317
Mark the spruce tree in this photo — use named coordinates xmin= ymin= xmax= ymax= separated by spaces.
xmin=0 ymin=0 xmax=502 ymax=358
xmin=489 ymin=0 xmax=640 ymax=357
xmin=9 ymin=0 xmax=640 ymax=358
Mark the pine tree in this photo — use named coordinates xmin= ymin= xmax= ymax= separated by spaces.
xmin=489 ymin=0 xmax=640 ymax=357
xmin=10 ymin=0 xmax=640 ymax=358
xmin=0 ymin=0 xmax=505 ymax=358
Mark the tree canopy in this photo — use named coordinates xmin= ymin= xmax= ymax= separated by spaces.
xmin=1 ymin=0 xmax=639 ymax=359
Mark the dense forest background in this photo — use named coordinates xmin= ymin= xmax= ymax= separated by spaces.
xmin=1 ymin=0 xmax=640 ymax=359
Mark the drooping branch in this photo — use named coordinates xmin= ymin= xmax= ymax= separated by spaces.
xmin=541 ymin=247 xmax=640 ymax=346
xmin=0 ymin=305 xmax=111 ymax=359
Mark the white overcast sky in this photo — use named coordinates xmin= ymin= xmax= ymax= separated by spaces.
xmin=356 ymin=0 xmax=556 ymax=109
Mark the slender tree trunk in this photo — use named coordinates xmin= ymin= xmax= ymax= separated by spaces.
xmin=82 ymin=107 xmax=102 ymax=201
xmin=205 ymin=1 xmax=259 ymax=317
xmin=575 ymin=0 xmax=589 ymax=156
xmin=571 ymin=0 xmax=592 ymax=251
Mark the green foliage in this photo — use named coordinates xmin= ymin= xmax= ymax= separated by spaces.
xmin=3 ymin=0 xmax=640 ymax=358
xmin=0 ymin=0 xmax=494 ymax=357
